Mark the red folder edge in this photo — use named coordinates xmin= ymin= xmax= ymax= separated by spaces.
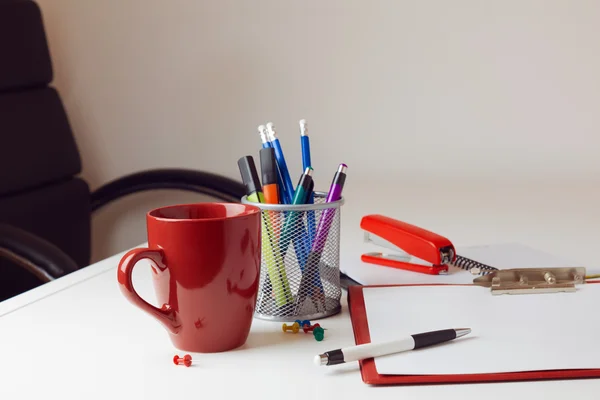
xmin=347 ymin=283 xmax=600 ymax=386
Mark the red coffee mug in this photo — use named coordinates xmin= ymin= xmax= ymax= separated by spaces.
xmin=117 ymin=202 xmax=261 ymax=352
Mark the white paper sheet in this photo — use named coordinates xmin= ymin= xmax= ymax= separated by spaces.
xmin=457 ymin=242 xmax=576 ymax=270
xmin=363 ymin=285 xmax=600 ymax=375
xmin=342 ymin=242 xmax=580 ymax=286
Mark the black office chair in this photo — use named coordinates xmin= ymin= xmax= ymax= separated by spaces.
xmin=0 ymin=0 xmax=245 ymax=301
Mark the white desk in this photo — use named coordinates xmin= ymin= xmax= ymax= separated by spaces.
xmin=1 ymin=180 xmax=599 ymax=399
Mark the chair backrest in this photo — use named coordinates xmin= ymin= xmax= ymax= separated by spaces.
xmin=0 ymin=0 xmax=91 ymax=299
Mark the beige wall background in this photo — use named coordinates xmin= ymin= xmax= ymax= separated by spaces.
xmin=34 ymin=0 xmax=600 ymax=263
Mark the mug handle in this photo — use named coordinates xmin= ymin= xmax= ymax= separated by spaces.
xmin=117 ymin=248 xmax=180 ymax=334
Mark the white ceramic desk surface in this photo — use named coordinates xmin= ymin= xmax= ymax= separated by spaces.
xmin=1 ymin=179 xmax=599 ymax=400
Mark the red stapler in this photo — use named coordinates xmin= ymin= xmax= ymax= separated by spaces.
xmin=360 ymin=214 xmax=457 ymax=275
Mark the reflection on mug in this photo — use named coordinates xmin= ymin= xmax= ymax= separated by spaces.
xmin=226 ymin=277 xmax=259 ymax=299
xmin=194 ymin=317 xmax=205 ymax=330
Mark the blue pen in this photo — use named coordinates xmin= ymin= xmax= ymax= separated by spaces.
xmin=258 ymin=125 xmax=271 ymax=149
xmin=299 ymin=120 xmax=312 ymax=173
xmin=299 ymin=119 xmax=316 ymax=244
xmin=259 ymin=124 xmax=285 ymax=202
xmin=266 ymin=122 xmax=295 ymax=205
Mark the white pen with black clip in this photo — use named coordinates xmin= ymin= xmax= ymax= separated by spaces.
xmin=314 ymin=328 xmax=471 ymax=366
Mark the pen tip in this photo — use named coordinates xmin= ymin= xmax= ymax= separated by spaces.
xmin=455 ymin=328 xmax=471 ymax=338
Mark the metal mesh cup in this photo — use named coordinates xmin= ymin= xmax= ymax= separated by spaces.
xmin=241 ymin=192 xmax=344 ymax=321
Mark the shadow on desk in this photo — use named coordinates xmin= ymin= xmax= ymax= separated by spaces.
xmin=324 ymin=363 xmax=361 ymax=376
xmin=238 ymin=329 xmax=306 ymax=350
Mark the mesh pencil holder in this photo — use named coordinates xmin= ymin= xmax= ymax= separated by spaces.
xmin=241 ymin=192 xmax=344 ymax=321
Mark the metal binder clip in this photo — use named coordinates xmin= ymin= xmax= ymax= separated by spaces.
xmin=360 ymin=214 xmax=456 ymax=275
xmin=472 ymin=267 xmax=587 ymax=295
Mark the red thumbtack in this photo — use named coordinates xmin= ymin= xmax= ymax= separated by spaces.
xmin=303 ymin=323 xmax=321 ymax=333
xmin=173 ymin=354 xmax=192 ymax=367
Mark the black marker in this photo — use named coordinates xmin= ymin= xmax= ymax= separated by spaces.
xmin=237 ymin=155 xmax=264 ymax=202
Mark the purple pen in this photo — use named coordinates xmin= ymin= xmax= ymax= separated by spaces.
xmin=294 ymin=163 xmax=347 ymax=312
xmin=311 ymin=163 xmax=347 ymax=253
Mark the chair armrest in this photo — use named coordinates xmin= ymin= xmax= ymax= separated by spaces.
xmin=90 ymin=168 xmax=246 ymax=213
xmin=0 ymin=224 xmax=79 ymax=282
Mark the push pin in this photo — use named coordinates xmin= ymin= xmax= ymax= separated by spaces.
xmin=282 ymin=322 xmax=300 ymax=333
xmin=302 ymin=323 xmax=321 ymax=333
xmin=173 ymin=354 xmax=192 ymax=367
xmin=295 ymin=319 xmax=311 ymax=328
xmin=313 ymin=326 xmax=325 ymax=342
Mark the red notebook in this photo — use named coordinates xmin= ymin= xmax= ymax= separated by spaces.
xmin=347 ymin=283 xmax=600 ymax=385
